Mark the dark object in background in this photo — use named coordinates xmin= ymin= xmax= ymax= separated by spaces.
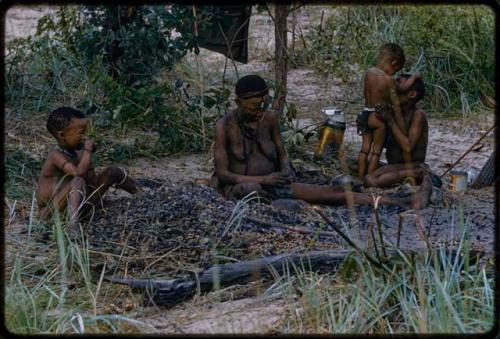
xmin=471 ymin=151 xmax=496 ymax=189
xmin=194 ymin=5 xmax=252 ymax=64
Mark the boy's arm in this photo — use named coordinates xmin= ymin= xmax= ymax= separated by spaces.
xmin=389 ymin=82 xmax=406 ymax=134
xmin=53 ymin=140 xmax=94 ymax=177
xmin=376 ymin=104 xmax=424 ymax=154
xmin=270 ymin=113 xmax=295 ymax=179
xmin=396 ymin=72 xmax=421 ymax=93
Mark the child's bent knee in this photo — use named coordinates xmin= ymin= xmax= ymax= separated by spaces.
xmin=364 ymin=174 xmax=378 ymax=187
xmin=102 ymin=166 xmax=126 ymax=183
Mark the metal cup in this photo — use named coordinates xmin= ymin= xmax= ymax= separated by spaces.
xmin=449 ymin=171 xmax=468 ymax=193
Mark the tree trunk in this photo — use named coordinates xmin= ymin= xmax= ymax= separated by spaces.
xmin=272 ymin=4 xmax=289 ymax=115
xmin=471 ymin=151 xmax=496 ymax=189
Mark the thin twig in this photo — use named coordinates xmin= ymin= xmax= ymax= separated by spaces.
xmin=397 ymin=213 xmax=403 ymax=248
xmin=217 ymin=22 xmax=239 ymax=79
xmin=373 ymin=198 xmax=387 ymax=258
xmin=415 ymin=214 xmax=432 ymax=253
xmin=318 ymin=10 xmax=324 ymax=35
xmin=291 ymin=1 xmax=296 ymax=54
xmin=141 ymin=246 xmax=182 ymax=275
xmin=192 ymin=6 xmax=207 ymax=149
xmin=369 ymin=223 xmax=386 ymax=284
xmin=440 ymin=124 xmax=495 ymax=178
xmin=244 ymin=216 xmax=336 ymax=238
xmin=313 ymin=207 xmax=390 ymax=272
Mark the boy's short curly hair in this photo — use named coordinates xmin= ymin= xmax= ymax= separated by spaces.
xmin=47 ymin=107 xmax=86 ymax=138
xmin=378 ymin=43 xmax=405 ymax=67
xmin=399 ymin=74 xmax=425 ymax=102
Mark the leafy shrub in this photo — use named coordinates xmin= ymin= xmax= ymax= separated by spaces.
xmin=294 ymin=5 xmax=495 ymax=115
xmin=4 ymin=5 xmax=231 ymax=156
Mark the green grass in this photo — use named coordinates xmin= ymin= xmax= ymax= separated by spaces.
xmin=263 ymin=224 xmax=494 ymax=334
xmin=4 ymin=196 xmax=154 ymax=334
xmin=295 ymin=5 xmax=495 ymax=116
xmin=4 ymin=146 xmax=42 ymax=201
xmin=4 ymin=170 xmax=495 ymax=334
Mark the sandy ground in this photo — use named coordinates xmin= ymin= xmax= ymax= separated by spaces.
xmin=4 ymin=5 xmax=496 ymax=335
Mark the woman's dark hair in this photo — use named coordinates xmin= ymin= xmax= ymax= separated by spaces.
xmin=399 ymin=74 xmax=425 ymax=102
xmin=235 ymin=75 xmax=269 ymax=99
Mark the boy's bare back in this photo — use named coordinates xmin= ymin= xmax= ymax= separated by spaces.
xmin=363 ymin=67 xmax=397 ymax=108
xmin=357 ymin=43 xmax=410 ymax=178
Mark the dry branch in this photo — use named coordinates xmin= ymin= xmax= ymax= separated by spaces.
xmin=107 ymin=249 xmax=353 ymax=307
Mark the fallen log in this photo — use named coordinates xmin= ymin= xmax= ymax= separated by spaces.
xmin=108 ymin=249 xmax=353 ymax=307
xmin=106 ymin=246 xmax=484 ymax=308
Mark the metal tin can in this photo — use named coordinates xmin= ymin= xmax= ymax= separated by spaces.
xmin=315 ymin=107 xmax=346 ymax=158
xmin=322 ymin=107 xmax=346 ymax=130
xmin=466 ymin=168 xmax=479 ymax=184
xmin=449 ymin=171 xmax=468 ymax=192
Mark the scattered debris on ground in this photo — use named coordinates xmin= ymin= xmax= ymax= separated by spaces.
xmin=28 ymin=176 xmax=492 ymax=281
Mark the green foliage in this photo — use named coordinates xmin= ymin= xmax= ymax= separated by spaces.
xmin=5 ymin=147 xmax=42 ymax=200
xmin=5 ymin=219 xmax=153 ymax=334
xmin=271 ymin=241 xmax=493 ymax=333
xmin=295 ymin=5 xmax=494 ymax=115
xmin=72 ymin=6 xmax=195 ymax=85
xmin=4 ymin=5 xmax=231 ymax=155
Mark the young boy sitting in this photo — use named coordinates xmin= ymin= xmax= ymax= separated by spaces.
xmin=357 ymin=43 xmax=421 ymax=180
xmin=37 ymin=107 xmax=140 ymax=236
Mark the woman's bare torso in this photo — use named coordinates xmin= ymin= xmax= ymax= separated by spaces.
xmin=225 ymin=111 xmax=278 ymax=177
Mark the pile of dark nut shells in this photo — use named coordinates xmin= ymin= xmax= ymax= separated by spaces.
xmin=84 ymin=178 xmax=494 ymax=279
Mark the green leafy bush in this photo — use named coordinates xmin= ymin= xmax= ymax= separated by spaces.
xmin=4 ymin=5 xmax=230 ymax=156
xmin=295 ymin=5 xmax=494 ymax=115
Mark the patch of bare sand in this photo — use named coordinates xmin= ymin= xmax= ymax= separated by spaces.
xmin=127 ymin=152 xmax=213 ymax=184
xmin=125 ymin=114 xmax=494 ymax=186
xmin=138 ymin=296 xmax=287 ymax=334
xmin=4 ymin=5 xmax=58 ymax=41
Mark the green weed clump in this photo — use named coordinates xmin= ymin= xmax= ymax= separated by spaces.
xmin=265 ymin=223 xmax=494 ymax=334
xmin=295 ymin=5 xmax=494 ymax=115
